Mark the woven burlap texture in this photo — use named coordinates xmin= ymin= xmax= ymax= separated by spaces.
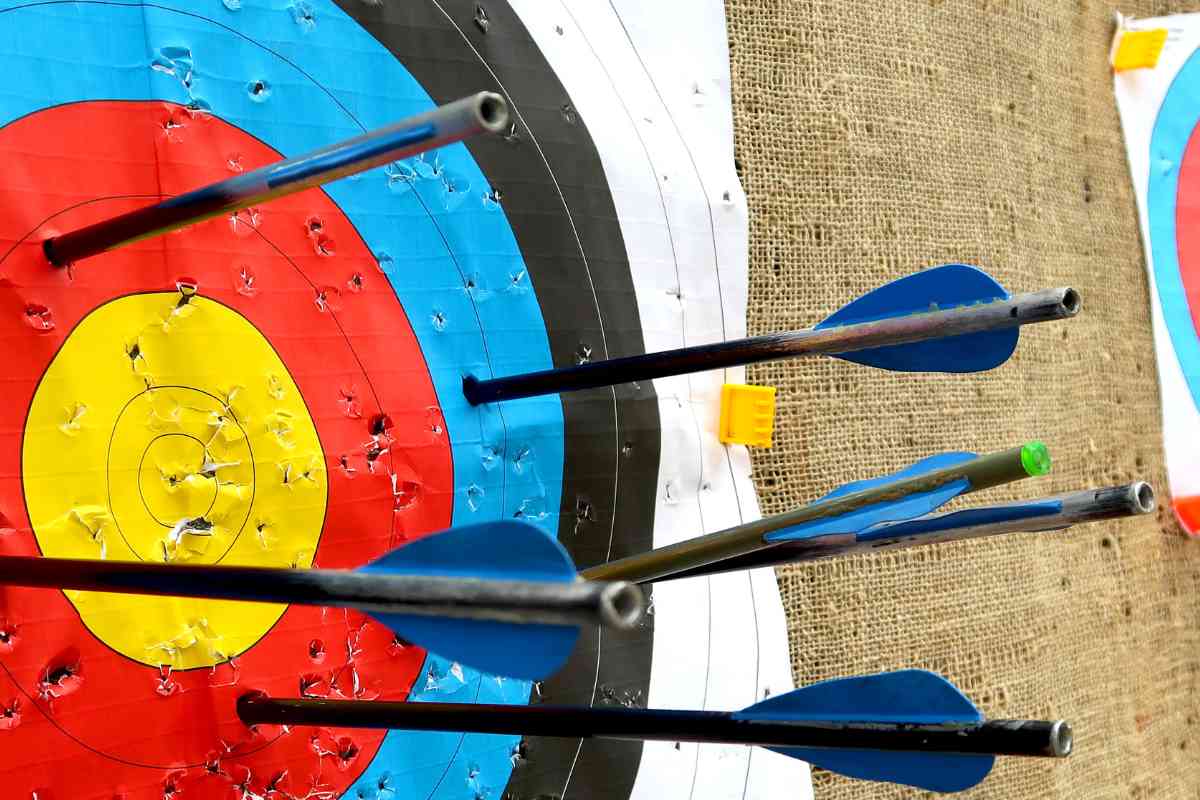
xmin=727 ymin=1 xmax=1200 ymax=798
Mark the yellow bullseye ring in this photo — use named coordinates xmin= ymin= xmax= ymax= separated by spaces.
xmin=22 ymin=293 xmax=326 ymax=669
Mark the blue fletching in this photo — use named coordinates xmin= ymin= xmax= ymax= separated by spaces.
xmin=858 ymin=499 xmax=1064 ymax=542
xmin=737 ymin=670 xmax=994 ymax=793
xmin=357 ymin=520 xmax=579 ymax=681
xmin=764 ymin=453 xmax=976 ymax=543
xmin=815 ymin=264 xmax=1015 ymax=373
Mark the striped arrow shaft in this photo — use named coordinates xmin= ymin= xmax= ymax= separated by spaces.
xmin=43 ymin=92 xmax=508 ymax=265
xmin=582 ymin=444 xmax=1041 ymax=583
xmin=0 ymin=554 xmax=642 ymax=629
xmin=656 ymin=481 xmax=1155 ymax=580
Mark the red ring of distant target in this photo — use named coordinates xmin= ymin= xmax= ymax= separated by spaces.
xmin=0 ymin=101 xmax=453 ymax=795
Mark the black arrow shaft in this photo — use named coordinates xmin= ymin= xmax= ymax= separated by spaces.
xmin=462 ymin=287 xmax=1079 ymax=404
xmin=0 ymin=555 xmax=642 ymax=628
xmin=236 ymin=696 xmax=1071 ymax=758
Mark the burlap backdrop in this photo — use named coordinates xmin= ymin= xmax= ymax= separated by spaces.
xmin=726 ymin=1 xmax=1200 ymax=797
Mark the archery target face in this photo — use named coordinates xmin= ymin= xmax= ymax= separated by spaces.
xmin=0 ymin=1 xmax=805 ymax=799
xmin=0 ymin=0 xmax=583 ymax=795
xmin=1118 ymin=35 xmax=1200 ymax=538
xmin=0 ymin=97 xmax=450 ymax=793
xmin=0 ymin=0 xmax=691 ymax=798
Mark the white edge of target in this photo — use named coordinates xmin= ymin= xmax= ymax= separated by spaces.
xmin=509 ymin=2 xmax=811 ymax=799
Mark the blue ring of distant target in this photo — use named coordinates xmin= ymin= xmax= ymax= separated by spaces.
xmin=0 ymin=1 xmax=563 ymax=797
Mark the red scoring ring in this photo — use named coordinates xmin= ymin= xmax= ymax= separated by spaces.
xmin=0 ymin=101 xmax=453 ymax=797
xmin=1172 ymin=115 xmax=1200 ymax=532
xmin=1173 ymin=113 xmax=1200 ymax=351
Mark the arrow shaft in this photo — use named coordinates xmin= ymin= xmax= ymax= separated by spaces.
xmin=853 ymin=479 xmax=1152 ymax=545
xmin=657 ymin=481 xmax=1155 ymax=580
xmin=43 ymin=92 xmax=508 ymax=265
xmin=236 ymin=696 xmax=1070 ymax=758
xmin=0 ymin=555 xmax=642 ymax=629
xmin=582 ymin=445 xmax=1036 ymax=583
xmin=462 ymin=287 xmax=1079 ymax=404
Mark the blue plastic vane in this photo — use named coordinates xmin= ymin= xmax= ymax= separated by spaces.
xmin=357 ymin=520 xmax=579 ymax=680
xmin=735 ymin=670 xmax=994 ymax=793
xmin=816 ymin=264 xmax=1015 ymax=373
xmin=858 ymin=499 xmax=1064 ymax=542
xmin=765 ymin=452 xmax=977 ymax=543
